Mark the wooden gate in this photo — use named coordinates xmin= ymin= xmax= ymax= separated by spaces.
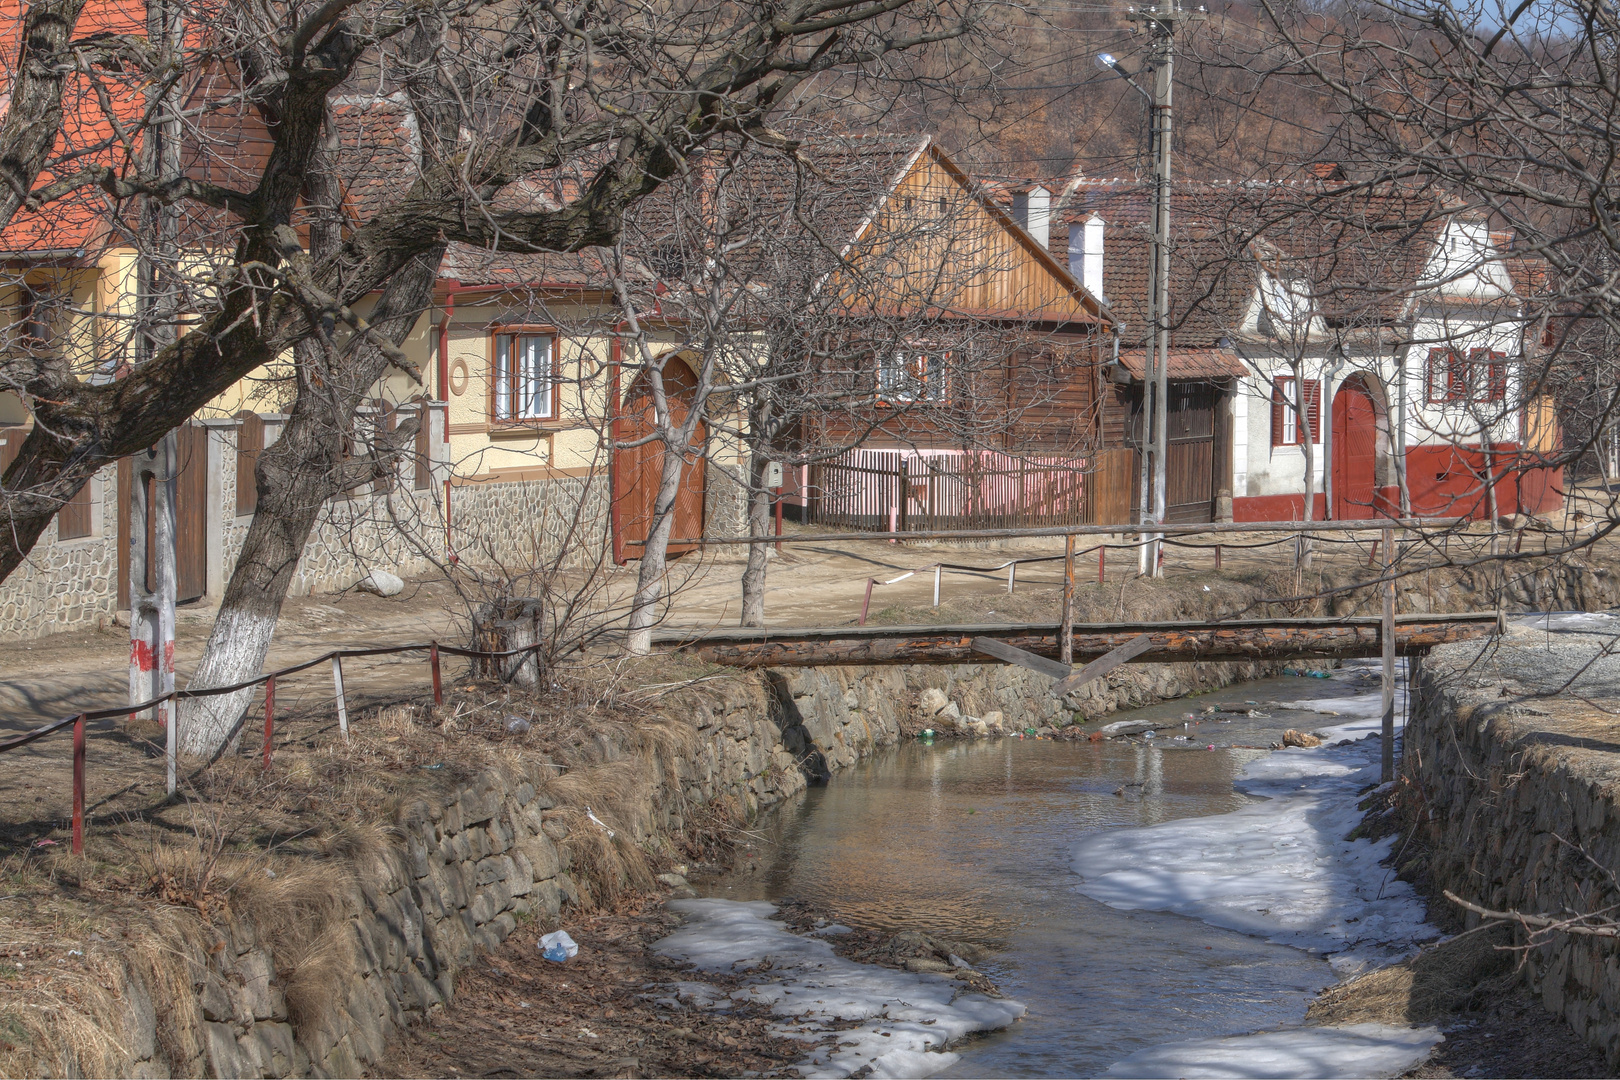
xmin=119 ymin=423 xmax=209 ymax=608
xmin=613 ymin=357 xmax=706 ymax=559
xmin=1124 ymin=380 xmax=1221 ymax=524
xmin=1332 ymin=377 xmax=1379 ymax=520
xmin=1087 ymin=447 xmax=1136 ymax=526
xmin=1164 ymin=381 xmax=1217 ymax=523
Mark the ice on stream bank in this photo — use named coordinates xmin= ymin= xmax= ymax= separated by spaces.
xmin=1102 ymin=1023 xmax=1444 ymax=1078
xmin=1072 ymin=661 xmax=1435 ymax=976
xmin=654 ymin=899 xmax=1025 ymax=1078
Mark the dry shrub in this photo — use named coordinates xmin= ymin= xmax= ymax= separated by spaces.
xmin=231 ymin=842 xmax=363 ymax=1038
xmin=553 ymin=807 xmax=656 ymax=909
xmin=1307 ymin=925 xmax=1517 ymax=1026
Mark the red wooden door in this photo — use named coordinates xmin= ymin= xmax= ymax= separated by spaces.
xmin=1332 ymin=379 xmax=1378 ymax=520
xmin=613 ymin=357 xmax=706 ymax=559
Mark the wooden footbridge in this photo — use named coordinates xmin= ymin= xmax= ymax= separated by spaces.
xmin=660 ymin=517 xmax=1500 ymax=781
xmin=653 ymin=613 xmax=1498 ymax=670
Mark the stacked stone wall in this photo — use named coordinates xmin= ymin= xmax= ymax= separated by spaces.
xmin=1402 ymin=647 xmax=1620 ymax=1067
xmin=0 ymin=463 xmax=120 ymax=639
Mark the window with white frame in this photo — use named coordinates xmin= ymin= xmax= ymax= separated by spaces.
xmin=1426 ymin=347 xmax=1507 ymax=404
xmin=878 ymin=349 xmax=946 ymax=403
xmin=1271 ymin=376 xmax=1321 ymax=446
xmin=492 ymin=330 xmax=557 ymax=421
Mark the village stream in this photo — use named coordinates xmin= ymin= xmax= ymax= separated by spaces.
xmin=694 ymin=665 xmax=1413 ymax=1077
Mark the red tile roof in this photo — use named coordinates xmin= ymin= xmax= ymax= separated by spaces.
xmin=0 ymin=0 xmax=146 ymax=255
xmin=1117 ymin=347 xmax=1245 ymax=379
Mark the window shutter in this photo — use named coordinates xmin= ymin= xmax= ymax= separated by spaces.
xmin=1447 ymin=350 xmax=1467 ymax=401
xmin=1304 ymin=379 xmax=1322 ymax=443
xmin=1271 ymin=380 xmax=1288 ymax=447
xmin=1426 ymin=349 xmax=1444 ymax=403
xmin=1483 ymin=350 xmax=1508 ymax=401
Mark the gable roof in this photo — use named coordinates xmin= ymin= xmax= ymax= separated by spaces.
xmin=448 ymin=133 xmax=1113 ymax=328
xmin=1023 ymin=175 xmax=1549 ymax=355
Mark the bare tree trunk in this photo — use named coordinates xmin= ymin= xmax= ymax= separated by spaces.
xmin=740 ymin=451 xmax=773 ymax=627
xmin=178 ymin=252 xmax=441 ymax=754
xmin=626 ymin=436 xmax=692 ymax=655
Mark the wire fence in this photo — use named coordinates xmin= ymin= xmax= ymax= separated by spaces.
xmin=1 ymin=638 xmax=546 ymax=856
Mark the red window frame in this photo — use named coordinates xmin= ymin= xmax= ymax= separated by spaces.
xmin=1271 ymin=376 xmax=1321 ymax=447
xmin=1468 ymin=348 xmax=1508 ymax=402
xmin=1428 ymin=347 xmax=1507 ymax=403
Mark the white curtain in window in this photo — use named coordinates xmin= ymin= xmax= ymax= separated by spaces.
xmin=494 ymin=336 xmax=513 ymax=420
xmin=519 ymin=334 xmax=552 ymax=418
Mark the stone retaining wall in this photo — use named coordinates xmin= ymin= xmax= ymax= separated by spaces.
xmin=1401 ymin=639 xmax=1620 ymax=1067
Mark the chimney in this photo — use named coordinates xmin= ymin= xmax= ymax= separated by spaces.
xmin=1011 ymin=185 xmax=1051 ymax=250
xmin=1069 ymin=214 xmax=1106 ymax=301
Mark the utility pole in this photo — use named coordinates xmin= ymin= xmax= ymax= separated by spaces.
xmin=130 ymin=0 xmax=183 ymax=792
xmin=1108 ymin=0 xmax=1202 ymax=576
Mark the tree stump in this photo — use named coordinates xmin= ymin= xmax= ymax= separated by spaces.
xmin=472 ymin=598 xmax=546 ymax=691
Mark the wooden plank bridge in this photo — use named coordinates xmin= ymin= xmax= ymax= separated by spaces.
xmin=653 ymin=612 xmax=1499 ymax=670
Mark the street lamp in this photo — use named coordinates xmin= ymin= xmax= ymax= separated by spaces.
xmin=1095 ymin=53 xmax=1153 ymax=101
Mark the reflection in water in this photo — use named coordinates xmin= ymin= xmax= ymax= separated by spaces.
xmin=698 ymin=675 xmax=1366 ymax=1077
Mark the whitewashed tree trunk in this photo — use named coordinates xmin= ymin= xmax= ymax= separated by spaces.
xmin=626 ymin=438 xmax=691 ymax=655
xmin=740 ymin=453 xmax=773 ymax=627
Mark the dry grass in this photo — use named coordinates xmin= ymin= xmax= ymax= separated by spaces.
xmin=1308 ymin=926 xmax=1518 ymax=1026
xmin=0 ymin=651 xmax=756 ymax=1076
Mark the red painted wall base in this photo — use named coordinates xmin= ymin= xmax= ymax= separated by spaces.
xmin=1234 ymin=447 xmax=1564 ymax=524
xmin=1233 ymin=493 xmax=1328 ymax=522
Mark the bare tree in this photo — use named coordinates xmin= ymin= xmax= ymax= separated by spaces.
xmin=0 ymin=0 xmax=993 ymax=754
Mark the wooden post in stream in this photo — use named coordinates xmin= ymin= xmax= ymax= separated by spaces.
xmin=1381 ymin=526 xmax=1396 ymax=783
xmin=1061 ymin=535 xmax=1076 ymax=665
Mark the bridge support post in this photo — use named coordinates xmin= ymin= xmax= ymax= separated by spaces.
xmin=1381 ymin=526 xmax=1396 ymax=783
xmin=1061 ymin=535 xmax=1075 ymax=666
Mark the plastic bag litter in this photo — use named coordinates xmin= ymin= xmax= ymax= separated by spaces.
xmin=540 ymin=930 xmax=579 ymax=962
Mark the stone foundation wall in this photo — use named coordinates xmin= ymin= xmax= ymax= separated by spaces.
xmin=0 ymin=463 xmax=120 ymax=639
xmin=1401 ymin=643 xmax=1620 ymax=1067
xmin=444 ymin=472 xmax=613 ymax=573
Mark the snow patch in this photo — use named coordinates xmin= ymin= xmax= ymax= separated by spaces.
xmin=1518 ymin=611 xmax=1620 ymax=634
xmin=1072 ymin=665 xmax=1435 ymax=973
xmin=1103 ymin=1023 xmax=1443 ymax=1078
xmin=655 ymin=899 xmax=1024 ymax=1078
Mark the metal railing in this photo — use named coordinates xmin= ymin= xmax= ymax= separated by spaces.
xmin=1 ymin=638 xmax=546 ymax=855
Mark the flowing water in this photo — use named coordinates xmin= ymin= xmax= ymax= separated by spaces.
xmin=696 ymin=668 xmax=1400 ymax=1076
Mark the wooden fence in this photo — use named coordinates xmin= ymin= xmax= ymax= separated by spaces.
xmin=806 ymin=448 xmax=1093 ymax=533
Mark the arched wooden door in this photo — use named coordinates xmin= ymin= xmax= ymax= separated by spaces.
xmin=1332 ymin=377 xmax=1379 ymax=520
xmin=613 ymin=356 xmax=706 ymax=559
